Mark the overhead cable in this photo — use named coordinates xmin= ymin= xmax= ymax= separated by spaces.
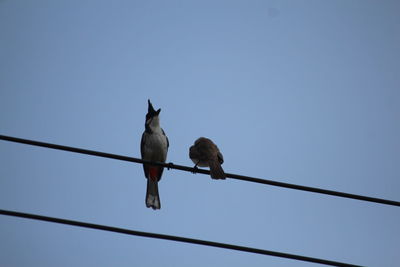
xmin=1 ymin=134 xmax=399 ymax=207
xmin=0 ymin=209 xmax=362 ymax=267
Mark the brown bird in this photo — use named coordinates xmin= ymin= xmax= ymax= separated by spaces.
xmin=189 ymin=137 xmax=225 ymax=179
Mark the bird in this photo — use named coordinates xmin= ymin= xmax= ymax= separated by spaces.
xmin=140 ymin=99 xmax=169 ymax=210
xmin=189 ymin=137 xmax=225 ymax=179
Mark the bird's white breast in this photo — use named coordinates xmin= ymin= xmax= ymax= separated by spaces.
xmin=143 ymin=131 xmax=168 ymax=162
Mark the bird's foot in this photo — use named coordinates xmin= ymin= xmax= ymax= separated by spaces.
xmin=191 ymin=165 xmax=199 ymax=174
xmin=167 ymin=162 xmax=174 ymax=170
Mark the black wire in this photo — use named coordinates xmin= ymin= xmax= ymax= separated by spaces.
xmin=1 ymin=134 xmax=399 ymax=207
xmin=0 ymin=209 xmax=362 ymax=267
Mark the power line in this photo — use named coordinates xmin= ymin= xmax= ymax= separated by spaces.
xmin=1 ymin=134 xmax=399 ymax=207
xmin=0 ymin=209 xmax=362 ymax=267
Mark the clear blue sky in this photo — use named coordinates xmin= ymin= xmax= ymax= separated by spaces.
xmin=1 ymin=1 xmax=399 ymax=266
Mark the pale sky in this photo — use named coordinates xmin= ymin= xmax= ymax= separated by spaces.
xmin=1 ymin=1 xmax=399 ymax=266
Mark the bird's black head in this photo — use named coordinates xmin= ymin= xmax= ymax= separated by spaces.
xmin=146 ymin=99 xmax=161 ymax=122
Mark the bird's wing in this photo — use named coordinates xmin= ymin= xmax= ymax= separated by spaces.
xmin=162 ymin=128 xmax=169 ymax=149
xmin=140 ymin=131 xmax=149 ymax=178
xmin=217 ymin=151 xmax=224 ymax=164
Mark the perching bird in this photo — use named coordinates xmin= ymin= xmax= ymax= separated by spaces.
xmin=189 ymin=137 xmax=225 ymax=179
xmin=140 ymin=99 xmax=169 ymax=209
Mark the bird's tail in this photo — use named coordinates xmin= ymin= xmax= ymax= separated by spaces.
xmin=146 ymin=178 xmax=161 ymax=210
xmin=209 ymin=160 xmax=226 ymax=179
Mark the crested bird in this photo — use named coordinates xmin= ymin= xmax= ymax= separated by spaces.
xmin=140 ymin=99 xmax=169 ymax=209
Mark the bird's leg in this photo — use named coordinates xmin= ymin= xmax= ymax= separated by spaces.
xmin=192 ymin=162 xmax=199 ymax=174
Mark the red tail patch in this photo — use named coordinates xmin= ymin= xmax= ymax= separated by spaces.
xmin=149 ymin=167 xmax=159 ymax=181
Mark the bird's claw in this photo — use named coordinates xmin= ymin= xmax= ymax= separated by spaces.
xmin=192 ymin=165 xmax=199 ymax=174
xmin=167 ymin=162 xmax=174 ymax=170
